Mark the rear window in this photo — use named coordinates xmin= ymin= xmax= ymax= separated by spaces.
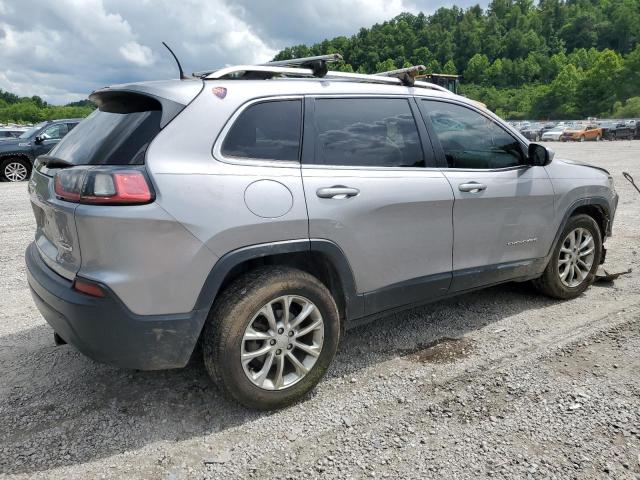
xmin=48 ymin=93 xmax=163 ymax=165
xmin=221 ymin=100 xmax=302 ymax=161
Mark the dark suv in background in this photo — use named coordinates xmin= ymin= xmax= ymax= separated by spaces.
xmin=0 ymin=119 xmax=81 ymax=181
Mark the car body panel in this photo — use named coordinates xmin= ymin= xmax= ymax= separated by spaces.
xmin=302 ymin=166 xmax=455 ymax=293
xmin=29 ymin=169 xmax=82 ymax=280
xmin=442 ymin=166 xmax=555 ymax=277
xmin=544 ymin=159 xmax=617 ymax=237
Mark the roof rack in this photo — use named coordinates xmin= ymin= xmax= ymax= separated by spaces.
xmin=194 ymin=53 xmax=343 ymax=79
xmin=197 ymin=53 xmax=450 ymax=93
xmin=262 ymin=53 xmax=343 ymax=67
xmin=375 ymin=65 xmax=426 ymax=87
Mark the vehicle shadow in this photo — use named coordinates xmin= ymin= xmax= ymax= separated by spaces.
xmin=0 ymin=281 xmax=558 ymax=475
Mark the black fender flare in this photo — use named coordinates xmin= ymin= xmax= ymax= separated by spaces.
xmin=193 ymin=238 xmax=363 ymax=320
xmin=544 ymin=196 xmax=614 ymax=265
xmin=0 ymin=152 xmax=33 ymax=165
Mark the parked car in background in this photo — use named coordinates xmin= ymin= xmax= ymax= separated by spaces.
xmin=0 ymin=119 xmax=81 ymax=181
xmin=560 ymin=124 xmax=603 ymax=142
xmin=520 ymin=125 xmax=543 ymax=141
xmin=600 ymin=122 xmax=635 ymax=140
xmin=541 ymin=127 xmax=566 ymax=141
xmin=0 ymin=127 xmax=27 ymax=139
xmin=24 ymin=57 xmax=618 ymax=409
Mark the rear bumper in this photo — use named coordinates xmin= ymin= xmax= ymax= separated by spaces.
xmin=25 ymin=242 xmax=206 ymax=370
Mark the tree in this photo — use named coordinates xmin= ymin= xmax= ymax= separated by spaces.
xmin=442 ymin=59 xmax=457 ymax=74
xmin=612 ymin=97 xmax=640 ymax=117
xmin=464 ymin=54 xmax=490 ymax=83
xmin=619 ymin=44 xmax=640 ymax=99
xmin=577 ymin=49 xmax=624 ymax=116
xmin=426 ymin=59 xmax=443 ymax=74
xmin=487 ymin=58 xmax=505 ymax=86
xmin=375 ymin=58 xmax=397 ymax=73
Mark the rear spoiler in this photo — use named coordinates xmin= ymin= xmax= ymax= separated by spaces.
xmin=89 ymin=90 xmax=185 ymax=129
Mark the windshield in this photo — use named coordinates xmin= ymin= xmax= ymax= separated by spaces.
xmin=19 ymin=122 xmax=47 ymax=139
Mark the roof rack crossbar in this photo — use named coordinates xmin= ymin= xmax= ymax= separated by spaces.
xmin=264 ymin=53 xmax=343 ymax=77
xmin=375 ymin=65 xmax=426 ymax=87
xmin=263 ymin=53 xmax=343 ymax=67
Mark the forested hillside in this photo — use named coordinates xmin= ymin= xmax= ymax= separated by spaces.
xmin=3 ymin=0 xmax=639 ymax=122
xmin=274 ymin=0 xmax=640 ymax=119
xmin=0 ymin=90 xmax=94 ymax=124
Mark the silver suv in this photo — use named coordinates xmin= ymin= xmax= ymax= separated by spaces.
xmin=25 ymin=56 xmax=618 ymax=409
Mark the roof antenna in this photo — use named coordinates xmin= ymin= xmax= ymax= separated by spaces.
xmin=162 ymin=42 xmax=187 ymax=79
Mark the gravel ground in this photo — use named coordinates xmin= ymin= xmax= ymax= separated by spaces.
xmin=1 ymin=141 xmax=639 ymax=479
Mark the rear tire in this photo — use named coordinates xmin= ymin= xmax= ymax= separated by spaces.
xmin=532 ymin=214 xmax=602 ymax=300
xmin=1 ymin=157 xmax=30 ymax=182
xmin=202 ymin=267 xmax=341 ymax=410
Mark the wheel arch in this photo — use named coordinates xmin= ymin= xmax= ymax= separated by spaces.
xmin=545 ymin=196 xmax=612 ymax=265
xmin=0 ymin=152 xmax=32 ymax=165
xmin=194 ymin=239 xmax=363 ymax=325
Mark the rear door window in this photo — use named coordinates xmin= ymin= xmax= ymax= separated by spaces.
xmin=221 ymin=99 xmax=302 ymax=161
xmin=311 ymin=98 xmax=424 ymax=168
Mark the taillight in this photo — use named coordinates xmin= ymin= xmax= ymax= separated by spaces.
xmin=55 ymin=167 xmax=153 ymax=205
xmin=73 ymin=278 xmax=105 ymax=297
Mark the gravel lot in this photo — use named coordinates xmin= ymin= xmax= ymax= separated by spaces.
xmin=1 ymin=141 xmax=639 ymax=479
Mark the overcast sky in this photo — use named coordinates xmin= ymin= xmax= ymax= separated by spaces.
xmin=0 ymin=0 xmax=486 ymax=104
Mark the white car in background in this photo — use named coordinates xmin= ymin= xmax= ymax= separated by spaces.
xmin=0 ymin=127 xmax=28 ymax=140
xmin=541 ymin=127 xmax=566 ymax=141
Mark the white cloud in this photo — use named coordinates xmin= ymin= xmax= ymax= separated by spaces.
xmin=0 ymin=0 xmax=486 ymax=104
xmin=119 ymin=42 xmax=155 ymax=66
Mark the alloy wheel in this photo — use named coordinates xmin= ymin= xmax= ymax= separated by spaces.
xmin=557 ymin=227 xmax=595 ymax=288
xmin=4 ymin=161 xmax=28 ymax=182
xmin=241 ymin=295 xmax=324 ymax=390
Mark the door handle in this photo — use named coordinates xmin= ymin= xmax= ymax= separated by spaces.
xmin=458 ymin=182 xmax=487 ymax=193
xmin=316 ymin=186 xmax=360 ymax=199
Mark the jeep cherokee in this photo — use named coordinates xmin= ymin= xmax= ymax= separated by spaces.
xmin=25 ymin=57 xmax=618 ymax=409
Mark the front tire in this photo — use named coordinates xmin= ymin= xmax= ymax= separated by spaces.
xmin=202 ymin=267 xmax=341 ymax=409
xmin=1 ymin=157 xmax=30 ymax=182
xmin=533 ymin=214 xmax=602 ymax=300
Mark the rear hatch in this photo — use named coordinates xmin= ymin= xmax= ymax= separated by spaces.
xmin=28 ymin=87 xmax=196 ymax=281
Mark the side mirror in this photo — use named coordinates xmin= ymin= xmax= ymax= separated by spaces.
xmin=528 ymin=143 xmax=554 ymax=166
xmin=34 ymin=135 xmax=44 ymax=144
